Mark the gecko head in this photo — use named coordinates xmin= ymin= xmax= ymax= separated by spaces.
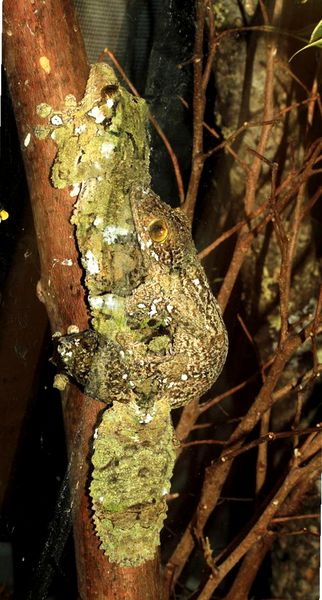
xmin=130 ymin=187 xmax=194 ymax=270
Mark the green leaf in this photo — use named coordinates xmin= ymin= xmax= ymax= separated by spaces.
xmin=289 ymin=19 xmax=322 ymax=61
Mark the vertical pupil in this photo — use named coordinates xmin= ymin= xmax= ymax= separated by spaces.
xmin=154 ymin=224 xmax=163 ymax=235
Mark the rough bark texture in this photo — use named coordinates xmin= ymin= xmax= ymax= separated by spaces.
xmin=3 ymin=0 xmax=163 ymax=598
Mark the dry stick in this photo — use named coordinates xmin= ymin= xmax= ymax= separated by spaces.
xmin=215 ymin=24 xmax=307 ymax=47
xmin=276 ymin=527 xmax=319 ymax=537
xmin=182 ymin=11 xmax=289 ymax=221
xmin=298 ymin=426 xmax=322 ymax=462
xmin=100 ymin=48 xmax=185 ymax=205
xmin=177 ymin=170 xmax=320 ymax=477
xmin=308 ymin=76 xmax=322 ymax=125
xmin=198 ymin=221 xmax=245 ymax=259
xmin=201 ymin=434 xmax=322 ymax=585
xmin=181 ymin=425 xmax=322 ymax=452
xmin=182 ymin=0 xmax=207 ymax=222
xmin=199 ymin=379 xmax=250 ymax=414
xmin=312 ymin=285 xmax=322 ymax=374
xmin=204 ymin=95 xmax=320 ymax=162
xmin=217 ymin=135 xmax=322 ymax=312
xmin=273 ymin=179 xmax=305 ymax=345
xmin=177 ymin=144 xmax=321 ymax=457
xmin=224 ymin=321 xmax=321 ymax=449
xmin=176 ymin=370 xmax=264 ymax=454
xmin=178 ymin=95 xmax=220 ymax=140
xmin=169 ymin=13 xmax=322 ymax=593
xmin=198 ymin=361 xmax=321 ymax=424
xmin=272 ymin=363 xmax=322 ymax=403
xmin=220 ymin=425 xmax=322 ymax=462
xmin=198 ymin=165 xmax=296 ymax=261
xmin=272 ymin=513 xmax=319 ymax=523
xmin=224 ymin=473 xmax=319 ymax=600
xmin=237 ymin=309 xmax=269 ymax=494
xmin=218 ymin=31 xmax=276 ymax=311
xmin=224 ymin=534 xmax=275 ymax=600
xmin=196 ymin=450 xmax=321 ymax=600
xmin=293 ymin=389 xmax=305 ymax=450
xmin=301 ymin=184 xmax=322 ymax=220
xmin=166 ymin=318 xmax=321 ymax=588
xmin=256 ymin=409 xmax=271 ymax=493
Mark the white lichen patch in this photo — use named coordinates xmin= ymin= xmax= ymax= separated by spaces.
xmin=166 ymin=304 xmax=173 ymax=313
xmin=67 ymin=324 xmax=79 ymax=334
xmin=93 ymin=216 xmax=103 ymax=227
xmin=103 ymin=225 xmax=129 ymax=244
xmin=52 ymin=331 xmax=62 ymax=339
xmin=151 ymin=251 xmax=159 ymax=262
xmin=149 ymin=303 xmax=158 ymax=317
xmin=106 ymin=98 xmax=114 ymax=108
xmin=74 ymin=124 xmax=87 ymax=135
xmin=85 ymin=250 xmax=100 ymax=274
xmin=181 ymin=373 xmax=188 ymax=381
xmin=192 ymin=278 xmax=202 ymax=289
xmin=137 ymin=303 xmax=146 ymax=309
xmin=70 ymin=183 xmax=81 ymax=197
xmin=104 ymin=294 xmax=120 ymax=310
xmin=51 ymin=115 xmax=63 ymax=126
xmin=140 ymin=413 xmax=154 ymax=424
xmin=137 ymin=235 xmax=152 ymax=251
xmin=93 ymin=161 xmax=103 ymax=172
xmin=61 ymin=258 xmax=73 ymax=266
xmin=39 ymin=55 xmax=51 ymax=74
xmin=89 ymin=296 xmax=104 ymax=309
xmin=87 ymin=105 xmax=106 ymax=123
xmin=59 ymin=348 xmax=73 ymax=358
xmin=24 ymin=133 xmax=31 ymax=147
xmin=53 ymin=373 xmax=69 ymax=391
xmin=101 ymin=142 xmax=115 ymax=159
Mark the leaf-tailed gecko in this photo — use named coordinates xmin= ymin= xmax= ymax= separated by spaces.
xmin=36 ymin=63 xmax=228 ymax=566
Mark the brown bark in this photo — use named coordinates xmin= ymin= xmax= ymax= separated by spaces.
xmin=3 ymin=1 xmax=163 ymax=598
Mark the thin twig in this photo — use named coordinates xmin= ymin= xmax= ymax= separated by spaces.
xmin=182 ymin=1 xmax=207 ymax=221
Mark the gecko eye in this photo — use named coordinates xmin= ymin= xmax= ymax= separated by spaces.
xmin=101 ymin=84 xmax=118 ymax=97
xmin=148 ymin=219 xmax=168 ymax=243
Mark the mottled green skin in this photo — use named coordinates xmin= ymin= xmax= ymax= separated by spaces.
xmin=36 ymin=64 xmax=228 ymax=567
xmin=91 ymin=399 xmax=176 ymax=566
xmin=36 ymin=64 xmax=150 ymax=324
